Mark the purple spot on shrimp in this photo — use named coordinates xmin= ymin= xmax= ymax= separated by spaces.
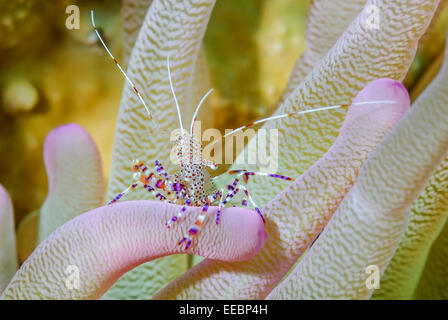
xmin=156 ymin=193 xmax=166 ymax=200
xmin=189 ymin=227 xmax=198 ymax=235
xmin=186 ymin=239 xmax=192 ymax=249
xmin=242 ymin=200 xmax=247 ymax=206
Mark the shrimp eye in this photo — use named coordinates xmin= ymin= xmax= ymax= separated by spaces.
xmin=132 ymin=160 xmax=141 ymax=172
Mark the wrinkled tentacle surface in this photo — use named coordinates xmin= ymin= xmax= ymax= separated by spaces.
xmin=1 ymin=201 xmax=266 ymax=300
xmin=122 ymin=0 xmax=154 ymax=64
xmin=373 ymin=35 xmax=448 ymax=299
xmin=283 ymin=0 xmax=366 ymax=99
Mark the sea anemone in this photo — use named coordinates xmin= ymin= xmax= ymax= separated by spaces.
xmin=0 ymin=0 xmax=447 ymax=300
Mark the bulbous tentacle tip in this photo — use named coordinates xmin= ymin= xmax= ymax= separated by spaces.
xmin=43 ymin=123 xmax=101 ymax=173
xmin=43 ymin=122 xmax=102 ymax=179
xmin=374 ymin=78 xmax=410 ymax=107
xmin=344 ymin=78 xmax=411 ymax=130
xmin=44 ymin=123 xmax=95 ymax=151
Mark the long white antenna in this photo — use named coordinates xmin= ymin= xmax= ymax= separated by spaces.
xmin=207 ymin=99 xmax=397 ymax=148
xmin=167 ymin=56 xmax=184 ymax=131
xmin=190 ymin=88 xmax=214 ymax=136
xmin=90 ymin=10 xmax=153 ymax=120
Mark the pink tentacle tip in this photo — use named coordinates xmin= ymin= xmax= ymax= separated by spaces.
xmin=255 ymin=208 xmax=266 ymax=224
